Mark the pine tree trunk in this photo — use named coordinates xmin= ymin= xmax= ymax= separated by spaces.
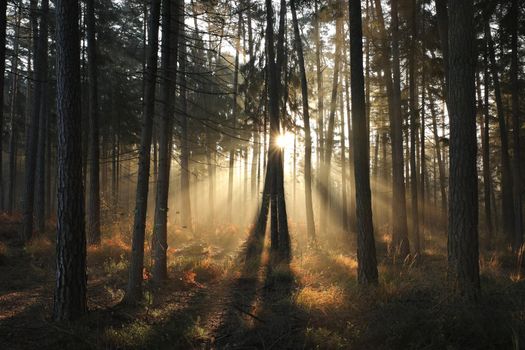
xmin=7 ymin=3 xmax=21 ymax=214
xmin=485 ymin=22 xmax=515 ymax=244
xmin=390 ymin=0 xmax=410 ymax=258
xmin=86 ymin=0 xmax=101 ymax=245
xmin=152 ymin=0 xmax=179 ymax=283
xmin=0 ymin=0 xmax=6 ymax=210
xmin=429 ymin=93 xmax=447 ymax=218
xmin=125 ymin=0 xmax=161 ymax=304
xmin=510 ymin=0 xmax=522 ymax=252
xmin=349 ymin=0 xmax=378 ymax=285
xmin=21 ymin=0 xmax=43 ymax=241
xmin=179 ymin=7 xmax=192 ymax=231
xmin=447 ymin=0 xmax=480 ymax=299
xmin=291 ymin=0 xmax=316 ymax=244
xmin=321 ymin=3 xmax=343 ymax=231
xmin=409 ymin=0 xmax=420 ymax=255
xmin=481 ymin=52 xmax=494 ymax=246
xmin=53 ymin=0 xmax=87 ymax=321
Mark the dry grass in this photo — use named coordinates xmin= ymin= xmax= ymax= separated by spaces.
xmin=0 ymin=215 xmax=524 ymax=349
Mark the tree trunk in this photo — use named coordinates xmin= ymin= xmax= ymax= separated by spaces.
xmin=86 ymin=0 xmax=101 ymax=245
xmin=349 ymin=0 xmax=378 ymax=285
xmin=321 ymin=2 xmax=343 ymax=231
xmin=485 ymin=21 xmax=514 ymax=244
xmin=125 ymin=0 xmax=161 ymax=304
xmin=315 ymin=0 xmax=324 ymax=171
xmin=481 ymin=51 xmax=494 ymax=246
xmin=390 ymin=0 xmax=410 ymax=258
xmin=152 ymin=0 xmax=179 ymax=282
xmin=53 ymin=0 xmax=87 ymax=321
xmin=7 ymin=3 xmax=22 ymax=214
xmin=21 ymin=0 xmax=43 ymax=241
xmin=447 ymin=0 xmax=480 ymax=299
xmin=179 ymin=6 xmax=192 ymax=231
xmin=409 ymin=0 xmax=420 ymax=255
xmin=510 ymin=0 xmax=522 ymax=252
xmin=429 ymin=92 xmax=447 ymax=218
xmin=291 ymin=0 xmax=316 ymax=244
xmin=0 ymin=0 xmax=6 ymax=210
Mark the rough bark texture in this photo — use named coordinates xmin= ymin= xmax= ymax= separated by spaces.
xmin=87 ymin=0 xmax=101 ymax=245
xmin=125 ymin=0 xmax=161 ymax=303
xmin=349 ymin=0 xmax=378 ymax=285
xmin=447 ymin=0 xmax=480 ymax=300
xmin=152 ymin=0 xmax=179 ymax=283
xmin=53 ymin=0 xmax=87 ymax=321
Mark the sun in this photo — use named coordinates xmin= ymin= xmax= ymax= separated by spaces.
xmin=275 ymin=132 xmax=294 ymax=149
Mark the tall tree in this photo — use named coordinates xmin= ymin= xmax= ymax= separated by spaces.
xmin=390 ymin=0 xmax=410 ymax=257
xmin=125 ymin=0 xmax=161 ymax=303
xmin=510 ymin=0 xmax=522 ymax=252
xmin=485 ymin=20 xmax=514 ymax=245
xmin=409 ymin=0 xmax=420 ymax=255
xmin=35 ymin=0 xmax=50 ymax=233
xmin=290 ymin=0 xmax=316 ymax=244
xmin=349 ymin=0 xmax=378 ymax=285
xmin=0 ymin=0 xmax=6 ymax=210
xmin=179 ymin=3 xmax=192 ymax=231
xmin=86 ymin=0 xmax=101 ymax=245
xmin=321 ymin=0 xmax=343 ymax=230
xmin=53 ymin=0 xmax=87 ymax=321
xmin=447 ymin=0 xmax=480 ymax=299
xmin=152 ymin=0 xmax=179 ymax=283
xmin=21 ymin=0 xmax=44 ymax=241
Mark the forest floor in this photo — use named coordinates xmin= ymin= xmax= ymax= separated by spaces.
xmin=1 ymin=214 xmax=525 ymax=349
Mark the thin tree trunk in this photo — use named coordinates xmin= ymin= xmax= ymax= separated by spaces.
xmin=390 ymin=0 xmax=410 ymax=257
xmin=0 ymin=0 xmax=6 ymax=210
xmin=481 ymin=51 xmax=494 ymax=246
xmin=152 ymin=0 xmax=179 ymax=283
xmin=125 ymin=0 xmax=161 ymax=304
xmin=485 ymin=21 xmax=514 ymax=244
xmin=321 ymin=2 xmax=343 ymax=231
xmin=409 ymin=0 xmax=419 ymax=255
xmin=21 ymin=0 xmax=44 ymax=241
xmin=291 ymin=0 xmax=316 ymax=243
xmin=429 ymin=92 xmax=447 ymax=217
xmin=510 ymin=0 xmax=522 ymax=252
xmin=179 ymin=6 xmax=192 ymax=231
xmin=7 ymin=3 xmax=22 ymax=214
xmin=86 ymin=0 xmax=101 ymax=244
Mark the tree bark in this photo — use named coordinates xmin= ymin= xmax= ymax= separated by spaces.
xmin=349 ymin=0 xmax=378 ymax=285
xmin=447 ymin=0 xmax=480 ymax=299
xmin=485 ymin=22 xmax=515 ymax=245
xmin=390 ymin=0 xmax=410 ymax=258
xmin=86 ymin=0 xmax=101 ymax=245
xmin=21 ymin=0 xmax=43 ymax=241
xmin=125 ymin=0 xmax=161 ymax=304
xmin=291 ymin=0 xmax=316 ymax=244
xmin=409 ymin=0 xmax=420 ymax=255
xmin=510 ymin=0 xmax=522 ymax=252
xmin=0 ymin=0 xmax=6 ymax=210
xmin=152 ymin=0 xmax=179 ymax=283
xmin=53 ymin=0 xmax=87 ymax=321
